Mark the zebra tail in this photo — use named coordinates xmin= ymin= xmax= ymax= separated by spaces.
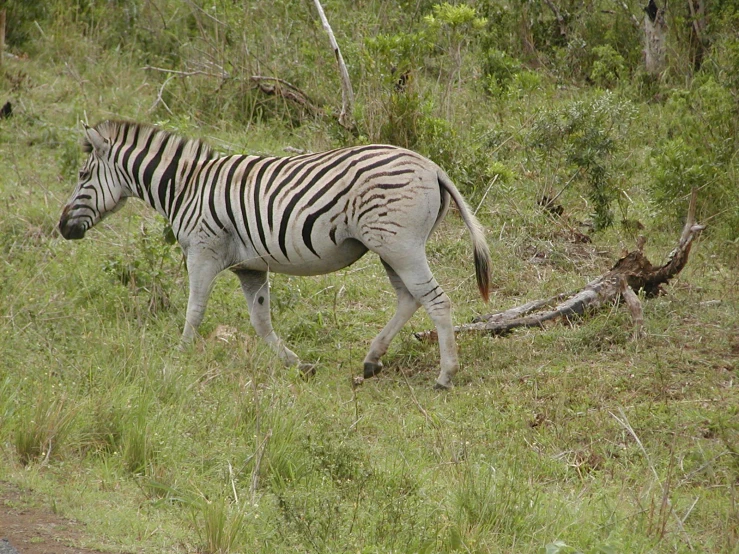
xmin=438 ymin=171 xmax=492 ymax=303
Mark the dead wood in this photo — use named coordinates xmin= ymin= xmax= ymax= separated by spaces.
xmin=142 ymin=65 xmax=324 ymax=120
xmin=249 ymin=75 xmax=323 ymax=117
xmin=543 ymin=0 xmax=568 ymax=38
xmin=312 ymin=0 xmax=355 ymax=131
xmin=644 ymin=0 xmax=667 ymax=76
xmin=415 ymin=189 xmax=705 ymax=342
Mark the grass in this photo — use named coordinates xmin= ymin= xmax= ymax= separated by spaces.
xmin=1 ymin=7 xmax=738 ymax=553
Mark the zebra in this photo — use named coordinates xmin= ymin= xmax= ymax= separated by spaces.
xmin=59 ymin=120 xmax=491 ymax=388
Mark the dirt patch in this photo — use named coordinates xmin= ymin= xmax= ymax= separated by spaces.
xmin=0 ymin=482 xmax=106 ymax=554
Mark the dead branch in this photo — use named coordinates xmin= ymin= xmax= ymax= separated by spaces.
xmin=312 ymin=0 xmax=355 ymax=131
xmin=142 ymin=66 xmax=323 ymax=117
xmin=249 ymin=75 xmax=323 ymax=116
xmin=543 ymin=0 xmax=568 ymax=38
xmin=415 ymin=189 xmax=704 ymax=341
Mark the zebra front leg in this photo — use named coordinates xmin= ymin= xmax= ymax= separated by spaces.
xmin=363 ymin=261 xmax=421 ymax=379
xmin=181 ymin=255 xmax=222 ymax=345
xmin=233 ymin=269 xmax=310 ymax=374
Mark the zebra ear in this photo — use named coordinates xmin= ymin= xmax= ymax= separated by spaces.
xmin=85 ymin=126 xmax=110 ymax=157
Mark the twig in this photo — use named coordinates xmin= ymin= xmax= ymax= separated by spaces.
xmin=250 ymin=429 xmax=272 ymax=504
xmin=400 ymin=370 xmax=437 ymax=428
xmin=186 ymin=0 xmax=228 ymax=27
xmin=228 ymin=460 xmax=239 ymax=505
xmin=474 ymin=174 xmax=498 ymax=216
xmin=610 ymin=409 xmax=694 ymax=550
xmin=142 ymin=65 xmax=229 ymax=79
xmin=149 ymin=73 xmax=175 ymax=115
xmin=549 ymin=167 xmax=581 ymax=205
xmin=40 ymin=439 xmax=53 ymax=467
xmin=681 ymin=496 xmax=699 ymax=525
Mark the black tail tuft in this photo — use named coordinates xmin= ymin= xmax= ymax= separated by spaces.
xmin=474 ymin=244 xmax=491 ymax=303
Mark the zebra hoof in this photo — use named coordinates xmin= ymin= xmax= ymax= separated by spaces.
xmin=434 ymin=379 xmax=453 ymax=391
xmin=363 ymin=361 xmax=383 ymax=379
xmin=298 ymin=363 xmax=317 ymax=379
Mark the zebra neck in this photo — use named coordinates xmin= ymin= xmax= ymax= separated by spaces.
xmin=114 ymin=124 xmax=215 ymax=222
xmin=124 ymin=144 xmax=198 ymax=221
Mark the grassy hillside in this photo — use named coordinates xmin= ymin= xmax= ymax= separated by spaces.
xmin=1 ymin=1 xmax=737 ymax=552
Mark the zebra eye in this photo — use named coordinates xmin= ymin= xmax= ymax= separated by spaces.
xmin=78 ymin=168 xmax=90 ymax=180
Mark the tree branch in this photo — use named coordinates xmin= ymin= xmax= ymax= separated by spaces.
xmin=543 ymin=0 xmax=568 ymax=37
xmin=312 ymin=0 xmax=355 ymax=131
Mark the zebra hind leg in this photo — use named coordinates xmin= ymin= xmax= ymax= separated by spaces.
xmin=380 ymin=254 xmax=459 ymax=389
xmin=233 ymin=269 xmax=314 ymax=376
xmin=363 ymin=260 xmax=421 ymax=379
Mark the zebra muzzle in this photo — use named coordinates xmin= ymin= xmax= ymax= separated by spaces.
xmin=58 ymin=210 xmax=87 ymax=240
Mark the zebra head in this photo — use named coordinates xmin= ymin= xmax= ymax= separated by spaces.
xmin=59 ymin=123 xmax=129 ymax=240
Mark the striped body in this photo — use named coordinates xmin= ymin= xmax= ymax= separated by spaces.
xmin=59 ymin=121 xmax=491 ymax=388
xmin=171 ymin=144 xmax=438 ymax=276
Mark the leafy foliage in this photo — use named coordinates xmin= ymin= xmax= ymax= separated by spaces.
xmin=527 ymin=92 xmax=636 ymax=230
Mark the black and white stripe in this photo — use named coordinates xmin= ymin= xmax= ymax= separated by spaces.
xmin=59 ymin=120 xmax=492 ymax=388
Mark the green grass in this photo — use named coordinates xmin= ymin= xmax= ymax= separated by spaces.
xmin=1 ymin=4 xmax=738 ymax=552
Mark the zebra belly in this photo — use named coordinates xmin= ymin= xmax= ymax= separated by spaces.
xmin=233 ymin=238 xmax=369 ymax=276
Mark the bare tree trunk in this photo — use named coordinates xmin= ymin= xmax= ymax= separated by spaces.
xmin=312 ymin=0 xmax=355 ymax=131
xmin=644 ymin=0 xmax=667 ymax=76
xmin=687 ymin=0 xmax=708 ymax=70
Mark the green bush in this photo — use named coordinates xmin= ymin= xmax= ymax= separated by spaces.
xmin=481 ymin=48 xmax=522 ymax=95
xmin=2 ymin=0 xmax=50 ymax=48
xmin=590 ymin=44 xmax=626 ymax=88
xmin=649 ymin=76 xmax=738 ymax=242
xmin=527 ymin=91 xmax=636 ymax=230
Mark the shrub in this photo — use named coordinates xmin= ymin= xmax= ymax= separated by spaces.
xmin=481 ymin=48 xmax=522 ymax=95
xmin=590 ymin=44 xmax=626 ymax=88
xmin=649 ymin=77 xmax=739 ymax=242
xmin=527 ymin=91 xmax=636 ymax=230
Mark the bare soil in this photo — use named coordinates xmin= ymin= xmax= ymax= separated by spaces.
xmin=0 ymin=482 xmax=106 ymax=554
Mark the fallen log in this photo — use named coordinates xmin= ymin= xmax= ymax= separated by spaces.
xmin=415 ymin=189 xmax=705 ymax=341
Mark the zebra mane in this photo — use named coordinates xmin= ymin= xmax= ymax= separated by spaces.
xmin=83 ymin=120 xmax=215 ymax=161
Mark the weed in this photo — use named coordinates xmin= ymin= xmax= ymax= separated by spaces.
xmin=449 ymin=461 xmax=544 ymax=549
xmin=101 ymin=217 xmax=180 ymax=316
xmin=189 ymin=496 xmax=247 ymax=554
xmin=14 ymin=390 xmax=75 ymax=466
